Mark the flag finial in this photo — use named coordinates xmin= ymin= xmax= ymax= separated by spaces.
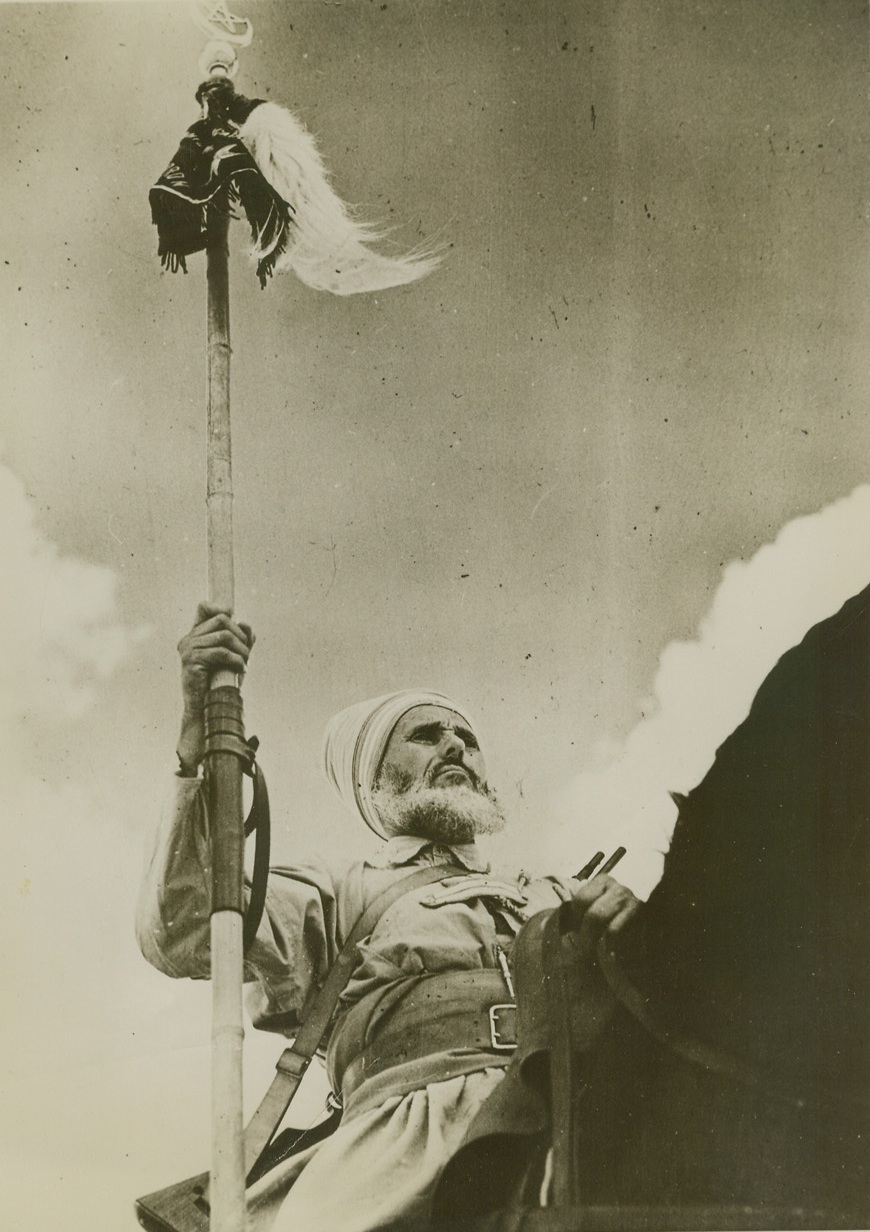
xmin=191 ymin=2 xmax=253 ymax=79
xmin=153 ymin=8 xmax=443 ymax=293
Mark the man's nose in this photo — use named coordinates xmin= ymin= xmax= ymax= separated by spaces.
xmin=440 ymin=728 xmax=466 ymax=758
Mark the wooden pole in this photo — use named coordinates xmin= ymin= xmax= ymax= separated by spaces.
xmin=206 ymin=204 xmax=234 ymax=619
xmin=205 ymin=201 xmax=247 ymax=1232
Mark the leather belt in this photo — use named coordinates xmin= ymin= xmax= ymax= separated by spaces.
xmin=335 ymin=970 xmax=517 ymax=1099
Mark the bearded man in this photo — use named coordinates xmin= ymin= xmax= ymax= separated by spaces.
xmin=136 ymin=604 xmax=638 ymax=1232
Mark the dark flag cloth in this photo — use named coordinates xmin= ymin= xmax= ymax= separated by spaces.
xmin=149 ymin=110 xmax=293 ymax=288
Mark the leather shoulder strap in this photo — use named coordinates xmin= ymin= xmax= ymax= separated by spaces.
xmin=241 ymin=861 xmax=457 ymax=1178
xmin=295 ymin=862 xmax=458 ymax=1050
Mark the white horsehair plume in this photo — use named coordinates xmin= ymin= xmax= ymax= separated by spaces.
xmin=238 ymin=101 xmax=443 ymax=295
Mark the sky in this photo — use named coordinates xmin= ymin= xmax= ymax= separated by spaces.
xmin=1 ymin=1 xmax=868 ymax=1229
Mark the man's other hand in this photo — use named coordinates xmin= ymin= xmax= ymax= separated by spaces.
xmin=563 ymin=875 xmax=640 ymax=958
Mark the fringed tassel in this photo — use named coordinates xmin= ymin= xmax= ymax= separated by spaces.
xmin=238 ymin=101 xmax=443 ymax=295
xmin=162 ymin=251 xmax=188 ymax=274
xmin=226 ymin=176 xmax=292 ymax=287
xmin=149 ymin=178 xmax=203 ymax=274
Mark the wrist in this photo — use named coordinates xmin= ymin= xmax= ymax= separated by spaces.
xmin=181 ymin=700 xmax=205 ymax=723
xmin=177 ymin=710 xmax=205 ymax=776
xmin=176 ymin=752 xmax=202 ymax=778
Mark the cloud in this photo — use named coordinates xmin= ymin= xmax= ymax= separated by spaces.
xmin=0 ymin=451 xmax=147 ymax=1034
xmin=544 ymin=485 xmax=870 ymax=898
xmin=0 ymin=461 xmax=146 ymax=735
xmin=0 ymin=457 xmax=162 ymax=1229
xmin=0 ymin=457 xmax=301 ymax=1231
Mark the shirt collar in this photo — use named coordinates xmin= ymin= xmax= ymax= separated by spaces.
xmin=367 ymin=834 xmax=490 ymax=873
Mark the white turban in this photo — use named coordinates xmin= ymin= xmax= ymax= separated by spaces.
xmin=322 ymin=689 xmax=478 ymax=837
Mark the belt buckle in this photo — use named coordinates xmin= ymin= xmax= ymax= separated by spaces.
xmin=488 ymin=1003 xmax=517 ymax=1051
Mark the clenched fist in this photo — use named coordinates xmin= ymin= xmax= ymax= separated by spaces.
xmin=175 ymin=602 xmax=256 ymax=775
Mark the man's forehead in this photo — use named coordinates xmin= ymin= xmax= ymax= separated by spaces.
xmin=392 ymin=705 xmax=472 ymax=734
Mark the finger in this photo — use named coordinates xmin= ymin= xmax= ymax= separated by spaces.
xmin=604 ymin=899 xmax=640 ymax=937
xmin=184 ymin=649 xmax=249 ymax=679
xmin=188 ymin=629 xmax=253 ymax=657
xmin=576 ymin=886 xmax=630 ymax=950
xmin=187 ymin=646 xmax=250 ymax=675
xmin=237 ymin=622 xmax=256 ymax=649
xmin=558 ymin=878 xmax=610 ymax=941
xmin=196 ymin=613 xmax=248 ymax=641
xmin=585 ymin=882 xmax=633 ymax=920
xmin=567 ymin=877 xmax=611 ymax=910
xmin=194 ymin=601 xmax=232 ymax=624
xmin=549 ymin=876 xmax=580 ymax=902
xmin=187 ymin=614 xmax=251 ymax=646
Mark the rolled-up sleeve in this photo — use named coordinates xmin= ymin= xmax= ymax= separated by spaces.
xmin=136 ymin=775 xmax=343 ymax=1030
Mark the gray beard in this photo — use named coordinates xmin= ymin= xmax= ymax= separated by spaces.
xmin=372 ymin=772 xmax=506 ymax=845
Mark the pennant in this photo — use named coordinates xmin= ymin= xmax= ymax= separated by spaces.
xmin=149 ymin=78 xmax=441 ymax=294
xmin=149 ymin=113 xmax=292 ymax=287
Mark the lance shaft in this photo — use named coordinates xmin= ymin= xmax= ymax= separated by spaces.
xmin=205 ymin=201 xmax=247 ymax=1232
xmin=207 ymin=204 xmax=234 ymax=615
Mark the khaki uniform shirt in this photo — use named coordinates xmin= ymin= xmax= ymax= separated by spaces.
xmin=136 ymin=776 xmax=574 ymax=1109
